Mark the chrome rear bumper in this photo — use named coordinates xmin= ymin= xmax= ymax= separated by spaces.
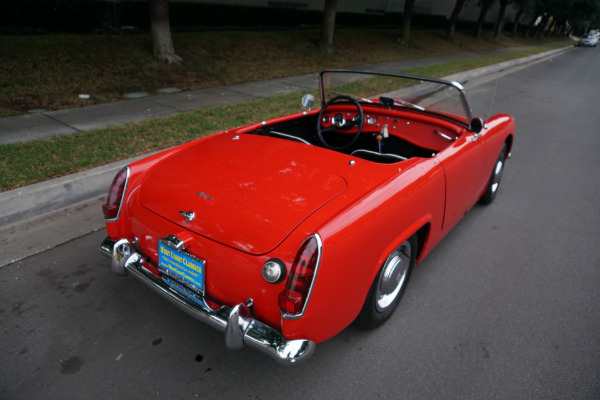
xmin=100 ymin=236 xmax=315 ymax=365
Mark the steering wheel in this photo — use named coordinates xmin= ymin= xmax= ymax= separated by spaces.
xmin=317 ymin=95 xmax=364 ymax=150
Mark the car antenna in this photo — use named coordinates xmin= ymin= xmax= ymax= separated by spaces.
xmin=486 ymin=74 xmax=500 ymax=123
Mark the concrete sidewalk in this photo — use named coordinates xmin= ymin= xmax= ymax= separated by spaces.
xmin=2 ymin=51 xmax=479 ymax=145
xmin=0 ymin=44 xmax=574 ymax=267
xmin=0 ymin=44 xmax=568 ymax=146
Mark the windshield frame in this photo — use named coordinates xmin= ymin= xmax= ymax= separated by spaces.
xmin=318 ymin=69 xmax=475 ymax=129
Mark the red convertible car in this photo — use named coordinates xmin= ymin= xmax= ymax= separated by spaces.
xmin=100 ymin=70 xmax=514 ymax=365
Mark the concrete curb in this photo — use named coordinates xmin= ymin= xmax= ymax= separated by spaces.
xmin=444 ymin=45 xmax=573 ymax=83
xmin=0 ymin=45 xmax=574 ymax=230
xmin=0 ymin=154 xmax=148 ymax=228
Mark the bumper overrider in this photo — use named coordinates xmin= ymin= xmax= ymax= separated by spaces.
xmin=99 ymin=237 xmax=315 ymax=365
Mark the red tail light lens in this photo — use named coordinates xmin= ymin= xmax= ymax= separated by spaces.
xmin=278 ymin=235 xmax=322 ymax=318
xmin=102 ymin=166 xmax=129 ymax=221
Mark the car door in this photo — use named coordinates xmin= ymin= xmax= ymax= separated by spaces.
xmin=436 ymin=130 xmax=484 ymax=232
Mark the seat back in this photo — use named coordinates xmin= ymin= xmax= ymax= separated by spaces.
xmin=350 ymin=149 xmax=407 ymax=164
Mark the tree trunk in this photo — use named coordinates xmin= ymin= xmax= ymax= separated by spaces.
xmin=447 ymin=0 xmax=466 ymax=42
xmin=494 ymin=0 xmax=509 ymax=37
xmin=523 ymin=14 xmax=537 ymax=37
xmin=400 ymin=0 xmax=415 ymax=44
xmin=556 ymin=20 xmax=566 ymax=37
xmin=545 ymin=18 xmax=556 ymax=37
xmin=319 ymin=0 xmax=337 ymax=55
xmin=150 ymin=0 xmax=181 ymax=64
xmin=474 ymin=0 xmax=494 ymax=39
xmin=535 ymin=14 xmax=549 ymax=38
xmin=511 ymin=6 xmax=524 ymax=37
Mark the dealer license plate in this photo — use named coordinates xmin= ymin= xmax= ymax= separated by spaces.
xmin=158 ymin=239 xmax=205 ymax=294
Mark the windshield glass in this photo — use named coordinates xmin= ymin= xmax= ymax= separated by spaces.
xmin=319 ymin=70 xmax=473 ymax=125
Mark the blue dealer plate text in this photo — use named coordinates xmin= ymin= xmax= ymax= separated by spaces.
xmin=158 ymin=241 xmax=205 ymax=293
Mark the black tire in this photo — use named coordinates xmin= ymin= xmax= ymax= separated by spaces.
xmin=357 ymin=235 xmax=416 ymax=330
xmin=479 ymin=143 xmax=507 ymax=205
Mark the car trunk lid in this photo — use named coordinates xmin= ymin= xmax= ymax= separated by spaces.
xmin=139 ymin=134 xmax=348 ymax=255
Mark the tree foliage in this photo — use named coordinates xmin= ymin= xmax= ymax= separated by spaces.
xmin=523 ymin=0 xmax=600 ymax=36
xmin=474 ymin=0 xmax=600 ymax=38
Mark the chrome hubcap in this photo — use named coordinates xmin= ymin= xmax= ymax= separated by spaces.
xmin=376 ymin=241 xmax=411 ymax=312
xmin=491 ymin=159 xmax=504 ymax=193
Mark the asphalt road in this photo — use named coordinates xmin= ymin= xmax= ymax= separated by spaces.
xmin=1 ymin=47 xmax=599 ymax=400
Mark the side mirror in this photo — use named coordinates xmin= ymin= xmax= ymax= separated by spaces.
xmin=470 ymin=117 xmax=484 ymax=134
xmin=302 ymin=94 xmax=315 ymax=110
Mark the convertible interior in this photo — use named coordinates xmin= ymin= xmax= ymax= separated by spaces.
xmin=250 ymin=98 xmax=466 ymax=164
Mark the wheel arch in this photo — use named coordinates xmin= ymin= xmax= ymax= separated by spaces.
xmin=415 ymin=223 xmax=431 ymax=263
xmin=504 ymin=133 xmax=514 ymax=159
xmin=371 ymin=218 xmax=432 ymax=279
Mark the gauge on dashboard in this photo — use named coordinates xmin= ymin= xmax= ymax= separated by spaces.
xmin=333 ymin=113 xmax=346 ymax=127
xmin=367 ymin=116 xmax=377 ymax=125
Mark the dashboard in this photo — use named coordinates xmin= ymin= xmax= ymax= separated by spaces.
xmin=320 ymin=107 xmax=465 ymax=153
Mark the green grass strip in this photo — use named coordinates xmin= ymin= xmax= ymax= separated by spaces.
xmin=0 ymin=44 xmax=568 ymax=191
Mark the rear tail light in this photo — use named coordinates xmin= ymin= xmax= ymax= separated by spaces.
xmin=278 ymin=234 xmax=322 ymax=318
xmin=102 ymin=166 xmax=130 ymax=221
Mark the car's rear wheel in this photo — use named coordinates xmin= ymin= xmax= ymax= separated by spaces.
xmin=479 ymin=143 xmax=507 ymax=205
xmin=357 ymin=235 xmax=416 ymax=329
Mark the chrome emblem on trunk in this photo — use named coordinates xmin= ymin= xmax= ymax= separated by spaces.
xmin=179 ymin=210 xmax=195 ymax=222
xmin=197 ymin=192 xmax=213 ymax=199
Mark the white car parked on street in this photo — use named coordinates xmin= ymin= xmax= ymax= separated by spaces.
xmin=578 ymin=34 xmax=598 ymax=47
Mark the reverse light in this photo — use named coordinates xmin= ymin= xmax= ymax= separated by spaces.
xmin=102 ymin=166 xmax=130 ymax=221
xmin=278 ymin=234 xmax=322 ymax=318
xmin=262 ymin=258 xmax=286 ymax=284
